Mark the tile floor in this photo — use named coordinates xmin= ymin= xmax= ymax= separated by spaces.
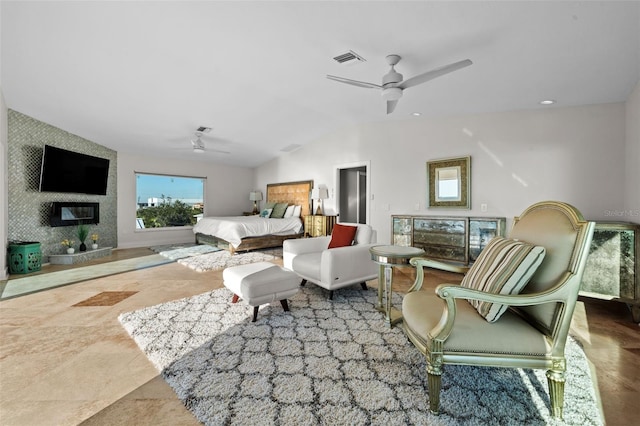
xmin=0 ymin=249 xmax=638 ymax=425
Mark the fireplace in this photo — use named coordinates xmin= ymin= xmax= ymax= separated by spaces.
xmin=50 ymin=202 xmax=100 ymax=227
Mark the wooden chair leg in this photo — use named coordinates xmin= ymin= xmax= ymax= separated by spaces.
xmin=252 ymin=306 xmax=259 ymax=322
xmin=329 ymin=290 xmax=334 ymax=300
xmin=280 ymin=299 xmax=290 ymax=312
xmin=231 ymin=294 xmax=239 ymax=303
xmin=427 ymin=362 xmax=442 ymax=415
xmin=547 ymin=368 xmax=566 ymax=419
xmin=360 ymin=282 xmax=368 ymax=290
xmin=300 ymin=279 xmax=307 ymax=287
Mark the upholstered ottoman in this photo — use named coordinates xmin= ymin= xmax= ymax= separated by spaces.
xmin=222 ymin=261 xmax=300 ymax=322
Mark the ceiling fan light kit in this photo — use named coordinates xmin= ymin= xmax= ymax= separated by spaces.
xmin=327 ymin=54 xmax=472 ymax=114
xmin=192 ymin=141 xmax=205 ymax=153
xmin=382 ymin=87 xmax=402 ymax=101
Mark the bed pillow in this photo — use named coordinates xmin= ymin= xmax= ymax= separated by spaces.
xmin=461 ymin=236 xmax=546 ymax=323
xmin=283 ymin=205 xmax=295 ymax=218
xmin=263 ymin=202 xmax=277 ymax=210
xmin=270 ymin=203 xmax=289 ymax=218
xmin=292 ymin=205 xmax=302 ymax=217
xmin=259 ymin=208 xmax=273 ymax=218
xmin=328 ymin=224 xmax=358 ymax=249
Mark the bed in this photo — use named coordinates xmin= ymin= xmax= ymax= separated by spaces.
xmin=194 ymin=180 xmax=313 ymax=254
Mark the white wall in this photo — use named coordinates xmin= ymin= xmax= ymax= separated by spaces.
xmin=0 ymin=88 xmax=8 ymax=279
xmin=117 ymin=152 xmax=254 ymax=248
xmin=256 ymin=103 xmax=627 ymax=244
xmin=625 ymin=80 xmax=640 ymax=219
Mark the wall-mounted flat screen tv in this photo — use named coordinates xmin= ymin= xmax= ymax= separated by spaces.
xmin=39 ymin=145 xmax=110 ymax=195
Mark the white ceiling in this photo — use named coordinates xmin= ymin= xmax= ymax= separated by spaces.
xmin=2 ymin=1 xmax=639 ymax=168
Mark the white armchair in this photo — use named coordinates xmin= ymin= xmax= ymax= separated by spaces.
xmin=283 ymin=222 xmax=378 ymax=299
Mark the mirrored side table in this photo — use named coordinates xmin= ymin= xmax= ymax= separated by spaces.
xmin=370 ymin=245 xmax=425 ymax=327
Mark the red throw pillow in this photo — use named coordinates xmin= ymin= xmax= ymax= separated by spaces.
xmin=328 ymin=224 xmax=358 ymax=249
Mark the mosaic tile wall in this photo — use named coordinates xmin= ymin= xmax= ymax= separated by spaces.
xmin=7 ymin=110 xmax=117 ymax=261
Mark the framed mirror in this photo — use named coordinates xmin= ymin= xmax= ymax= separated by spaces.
xmin=427 ymin=156 xmax=470 ymax=209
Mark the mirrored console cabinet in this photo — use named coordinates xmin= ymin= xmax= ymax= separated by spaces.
xmin=391 ymin=215 xmax=507 ymax=266
xmin=580 ymin=221 xmax=639 ymax=323
xmin=392 ymin=215 xmax=639 ymax=322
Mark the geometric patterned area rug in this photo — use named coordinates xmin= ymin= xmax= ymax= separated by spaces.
xmin=118 ymin=286 xmax=602 ymax=425
xmin=150 ymin=243 xmax=221 ymax=260
xmin=176 ymin=248 xmax=282 ymax=272
xmin=151 ymin=243 xmax=282 ymax=272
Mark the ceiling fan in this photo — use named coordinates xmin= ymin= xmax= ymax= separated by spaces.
xmin=189 ymin=131 xmax=230 ymax=154
xmin=327 ymin=54 xmax=472 ymax=114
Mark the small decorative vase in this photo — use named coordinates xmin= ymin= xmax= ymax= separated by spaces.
xmin=79 ymin=242 xmax=87 ymax=252
xmin=91 ymin=243 xmax=98 ymax=250
xmin=66 ymin=248 xmax=75 ymax=254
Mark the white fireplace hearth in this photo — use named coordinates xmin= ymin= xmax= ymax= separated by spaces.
xmin=48 ymin=247 xmax=113 ymax=265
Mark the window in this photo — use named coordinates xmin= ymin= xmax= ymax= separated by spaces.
xmin=135 ymin=173 xmax=205 ymax=228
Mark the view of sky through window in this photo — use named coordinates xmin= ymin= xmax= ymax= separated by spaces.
xmin=136 ymin=174 xmax=204 ymax=206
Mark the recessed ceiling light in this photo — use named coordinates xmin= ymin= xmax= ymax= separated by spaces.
xmin=540 ymin=100 xmax=555 ymax=105
xmin=411 ymin=112 xmax=422 ymax=116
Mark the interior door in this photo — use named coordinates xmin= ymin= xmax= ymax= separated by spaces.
xmin=338 ymin=166 xmax=367 ymax=224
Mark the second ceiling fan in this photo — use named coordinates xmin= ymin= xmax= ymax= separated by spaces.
xmin=327 ymin=54 xmax=472 ymax=114
xmin=189 ymin=129 xmax=231 ymax=155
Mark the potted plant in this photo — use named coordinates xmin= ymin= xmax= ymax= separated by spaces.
xmin=61 ymin=239 xmax=75 ymax=254
xmin=91 ymin=233 xmax=99 ymax=250
xmin=77 ymin=224 xmax=89 ymax=252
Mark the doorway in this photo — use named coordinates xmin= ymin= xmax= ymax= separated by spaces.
xmin=335 ymin=162 xmax=370 ymax=224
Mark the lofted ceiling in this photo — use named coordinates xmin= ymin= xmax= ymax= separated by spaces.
xmin=2 ymin=1 xmax=639 ymax=168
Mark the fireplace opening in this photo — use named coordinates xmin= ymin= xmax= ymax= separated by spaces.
xmin=50 ymin=202 xmax=99 ymax=227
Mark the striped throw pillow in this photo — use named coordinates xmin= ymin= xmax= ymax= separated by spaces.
xmin=461 ymin=237 xmax=546 ymax=322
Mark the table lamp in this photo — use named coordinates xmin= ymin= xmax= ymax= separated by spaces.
xmin=311 ymin=188 xmax=328 ymax=215
xmin=249 ymin=191 xmax=263 ymax=214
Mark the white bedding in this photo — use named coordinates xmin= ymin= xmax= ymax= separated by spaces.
xmin=193 ymin=216 xmax=304 ymax=248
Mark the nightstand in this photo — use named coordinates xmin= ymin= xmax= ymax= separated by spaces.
xmin=242 ymin=212 xmax=258 ymax=216
xmin=304 ymin=215 xmax=337 ymax=237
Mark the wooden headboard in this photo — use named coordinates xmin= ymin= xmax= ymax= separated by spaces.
xmin=266 ymin=180 xmax=313 ymax=218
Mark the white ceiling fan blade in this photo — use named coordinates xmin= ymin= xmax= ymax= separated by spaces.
xmin=399 ymin=59 xmax=472 ymax=90
xmin=327 ymin=75 xmax=381 ymax=89
xmin=386 ymin=99 xmax=399 ymax=114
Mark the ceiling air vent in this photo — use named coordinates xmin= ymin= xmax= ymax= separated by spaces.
xmin=332 ymin=50 xmax=365 ymax=65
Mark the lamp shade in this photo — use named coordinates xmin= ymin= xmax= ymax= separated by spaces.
xmin=249 ymin=191 xmax=263 ymax=201
xmin=311 ymin=188 xmax=328 ymax=199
